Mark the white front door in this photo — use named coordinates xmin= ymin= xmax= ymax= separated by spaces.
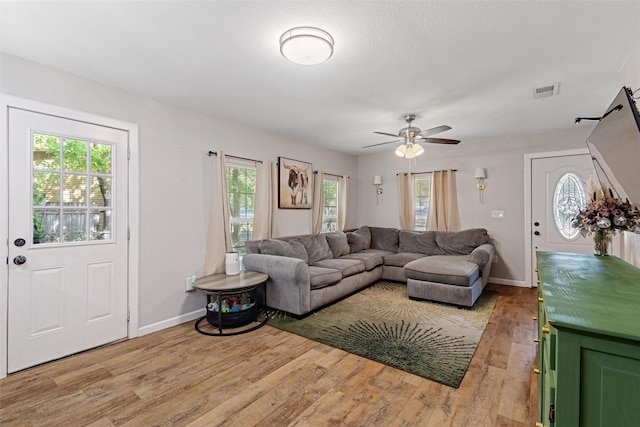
xmin=530 ymin=154 xmax=595 ymax=285
xmin=7 ymin=108 xmax=129 ymax=373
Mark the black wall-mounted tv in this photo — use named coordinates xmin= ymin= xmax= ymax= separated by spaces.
xmin=585 ymin=86 xmax=640 ymax=207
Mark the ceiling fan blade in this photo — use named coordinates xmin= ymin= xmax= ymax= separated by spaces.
xmin=418 ymin=125 xmax=452 ymax=137
xmin=421 ymin=137 xmax=461 ymax=145
xmin=373 ymin=131 xmax=401 ymax=138
xmin=362 ymin=139 xmax=402 ymax=148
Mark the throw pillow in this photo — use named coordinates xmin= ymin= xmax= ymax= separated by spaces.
xmin=435 ymin=228 xmax=489 ymax=255
xmin=398 ymin=230 xmax=444 ymax=255
xmin=347 ymin=232 xmax=368 ymax=253
xmin=369 ymin=227 xmax=399 ymax=252
xmin=293 ymin=234 xmax=333 ymax=264
xmin=259 ymin=238 xmax=308 ymax=263
xmin=326 ymin=231 xmax=350 ymax=258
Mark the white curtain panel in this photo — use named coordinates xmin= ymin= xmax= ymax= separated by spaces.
xmin=338 ymin=175 xmax=348 ymax=230
xmin=252 ymin=160 xmax=273 ymax=240
xmin=204 ymin=151 xmax=232 ymax=275
xmin=312 ymin=170 xmax=325 ymax=234
xmin=397 ymin=172 xmax=415 ymax=230
xmin=427 ymin=170 xmax=461 ymax=231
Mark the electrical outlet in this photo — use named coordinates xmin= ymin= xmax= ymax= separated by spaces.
xmin=185 ymin=275 xmax=196 ymax=292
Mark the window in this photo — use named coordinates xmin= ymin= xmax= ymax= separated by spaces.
xmin=553 ymin=172 xmax=586 ymax=239
xmin=32 ymin=133 xmax=114 ymax=244
xmin=226 ymin=163 xmax=256 ymax=254
xmin=414 ymin=174 xmax=431 ymax=231
xmin=322 ymin=177 xmax=338 ymax=232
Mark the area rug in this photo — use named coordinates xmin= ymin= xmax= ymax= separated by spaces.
xmin=267 ymin=281 xmax=498 ymax=388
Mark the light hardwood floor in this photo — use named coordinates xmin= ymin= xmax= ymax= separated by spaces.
xmin=0 ymin=284 xmax=538 ymax=426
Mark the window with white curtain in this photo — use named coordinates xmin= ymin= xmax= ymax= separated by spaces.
xmin=414 ymin=174 xmax=431 ymax=231
xmin=226 ymin=161 xmax=256 ymax=254
xmin=322 ymin=177 xmax=338 ymax=232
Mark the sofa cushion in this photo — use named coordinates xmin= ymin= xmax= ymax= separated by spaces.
xmin=308 ymin=266 xmax=342 ymax=290
xmin=259 ymin=239 xmax=308 ymax=263
xmin=346 ymin=225 xmax=371 ymax=253
xmin=398 ymin=230 xmax=445 ymax=255
xmin=383 ymin=252 xmax=425 ymax=267
xmin=312 ymin=258 xmax=365 ymax=278
xmin=294 ymin=234 xmax=333 ymax=264
xmin=404 ymin=255 xmax=480 ymax=287
xmin=325 ymin=231 xmax=350 ymax=258
xmin=369 ymin=227 xmax=399 ymax=253
xmin=435 ymin=228 xmax=489 ymax=255
xmin=340 ymin=252 xmax=384 ymax=271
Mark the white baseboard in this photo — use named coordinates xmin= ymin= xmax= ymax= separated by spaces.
xmin=489 ymin=277 xmax=529 ymax=288
xmin=137 ymin=308 xmax=206 ymax=337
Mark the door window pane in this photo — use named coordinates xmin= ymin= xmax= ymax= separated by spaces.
xmin=91 ymin=177 xmax=111 ymax=207
xmin=33 ymin=133 xmax=60 ymax=170
xmin=90 ymin=209 xmax=112 ymax=240
xmin=90 ymin=142 xmax=112 ymax=174
xmin=63 ymin=210 xmax=86 ymax=242
xmin=32 ymin=133 xmax=114 ymax=244
xmin=33 ymin=172 xmax=60 ymax=207
xmin=63 ymin=139 xmax=87 ymax=172
xmin=63 ymin=174 xmax=87 ymax=206
xmin=553 ymin=172 xmax=586 ymax=239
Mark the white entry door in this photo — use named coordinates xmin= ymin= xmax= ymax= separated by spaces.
xmin=7 ymin=108 xmax=129 ymax=373
xmin=530 ymin=154 xmax=595 ymax=285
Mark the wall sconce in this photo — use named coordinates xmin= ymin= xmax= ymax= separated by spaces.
xmin=373 ymin=175 xmax=383 ymax=204
xmin=474 ymin=168 xmax=486 ymax=204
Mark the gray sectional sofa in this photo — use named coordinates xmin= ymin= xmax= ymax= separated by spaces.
xmin=243 ymin=226 xmax=494 ymax=316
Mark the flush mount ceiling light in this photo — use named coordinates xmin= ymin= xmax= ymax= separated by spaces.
xmin=280 ymin=26 xmax=334 ymax=65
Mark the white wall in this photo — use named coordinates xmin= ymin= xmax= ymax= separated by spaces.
xmin=0 ymin=53 xmax=359 ymax=329
xmin=357 ymin=126 xmax=595 ymax=285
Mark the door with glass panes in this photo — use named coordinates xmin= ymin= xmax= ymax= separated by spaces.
xmin=7 ymin=108 xmax=128 ymax=372
xmin=531 ymin=154 xmax=595 ymax=285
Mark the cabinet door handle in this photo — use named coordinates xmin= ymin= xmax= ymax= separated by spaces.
xmin=538 ymin=297 xmax=544 ymax=302
xmin=533 ymin=338 xmax=540 ymax=343
xmin=533 ymin=368 xmax=540 ymax=374
xmin=542 ymin=326 xmax=550 ymax=334
xmin=533 ymin=316 xmax=537 ymax=321
xmin=536 ymin=423 xmax=544 ymax=427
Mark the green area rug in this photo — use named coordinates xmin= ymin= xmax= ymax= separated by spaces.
xmin=267 ymin=281 xmax=498 ymax=388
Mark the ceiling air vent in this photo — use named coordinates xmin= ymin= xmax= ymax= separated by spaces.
xmin=533 ymin=82 xmax=560 ymax=99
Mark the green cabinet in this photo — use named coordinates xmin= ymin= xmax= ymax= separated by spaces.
xmin=536 ymin=252 xmax=640 ymax=427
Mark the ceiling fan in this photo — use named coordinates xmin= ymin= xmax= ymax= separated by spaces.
xmin=363 ymin=114 xmax=460 ymax=158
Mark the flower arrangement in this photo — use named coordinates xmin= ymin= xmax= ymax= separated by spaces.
xmin=572 ymin=184 xmax=640 ymax=255
xmin=572 ymin=187 xmax=640 ymax=236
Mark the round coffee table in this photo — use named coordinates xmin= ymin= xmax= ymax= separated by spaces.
xmin=193 ymin=271 xmax=269 ymax=336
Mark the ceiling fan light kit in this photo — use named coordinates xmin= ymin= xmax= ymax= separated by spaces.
xmin=365 ymin=114 xmax=460 ymax=157
xmin=280 ymin=26 xmax=334 ymax=65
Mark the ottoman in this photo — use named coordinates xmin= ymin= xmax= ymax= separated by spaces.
xmin=403 ymin=255 xmax=484 ymax=307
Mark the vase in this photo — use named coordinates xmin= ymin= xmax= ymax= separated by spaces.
xmin=593 ymin=229 xmax=611 ymax=256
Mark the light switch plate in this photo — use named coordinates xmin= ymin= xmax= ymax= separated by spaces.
xmin=491 ymin=210 xmax=505 ymax=219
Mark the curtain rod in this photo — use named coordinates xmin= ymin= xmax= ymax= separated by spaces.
xmin=313 ymin=171 xmax=350 ymax=179
xmin=396 ymin=169 xmax=458 ymax=175
xmin=208 ymin=151 xmax=263 ymax=164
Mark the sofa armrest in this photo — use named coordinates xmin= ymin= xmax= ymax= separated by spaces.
xmin=242 ymin=253 xmax=311 ymax=315
xmin=468 ymin=244 xmax=494 ymax=285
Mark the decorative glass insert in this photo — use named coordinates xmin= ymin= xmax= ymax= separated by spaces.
xmin=553 ymin=172 xmax=586 ymax=239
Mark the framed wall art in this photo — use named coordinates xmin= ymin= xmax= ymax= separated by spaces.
xmin=278 ymin=157 xmax=313 ymax=209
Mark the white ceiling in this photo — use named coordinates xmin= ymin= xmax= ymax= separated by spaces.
xmin=1 ymin=1 xmax=639 ymax=155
